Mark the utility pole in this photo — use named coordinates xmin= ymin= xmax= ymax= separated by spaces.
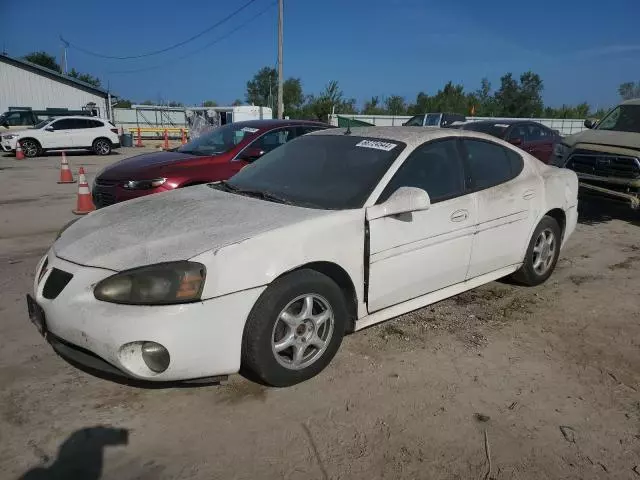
xmin=277 ymin=0 xmax=284 ymax=119
xmin=60 ymin=37 xmax=69 ymax=74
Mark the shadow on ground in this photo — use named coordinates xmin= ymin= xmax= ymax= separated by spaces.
xmin=18 ymin=426 xmax=129 ymax=480
xmin=578 ymin=195 xmax=640 ymax=227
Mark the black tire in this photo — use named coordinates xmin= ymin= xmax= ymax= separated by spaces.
xmin=20 ymin=138 xmax=41 ymax=158
xmin=93 ymin=138 xmax=112 ymax=156
xmin=511 ymin=215 xmax=562 ymax=286
xmin=241 ymin=269 xmax=347 ymax=387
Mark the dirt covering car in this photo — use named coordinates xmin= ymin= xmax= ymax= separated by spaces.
xmin=554 ymin=98 xmax=640 ymax=209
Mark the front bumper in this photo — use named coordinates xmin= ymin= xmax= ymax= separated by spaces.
xmin=1 ymin=137 xmax=17 ymax=152
xmin=31 ymin=250 xmax=265 ymax=382
xmin=92 ymin=179 xmax=172 ymax=208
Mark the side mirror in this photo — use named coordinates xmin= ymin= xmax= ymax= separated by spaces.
xmin=44 ymin=126 xmax=54 ymax=132
xmin=509 ymin=137 xmax=523 ymax=146
xmin=366 ymin=187 xmax=431 ymax=221
xmin=238 ymin=146 xmax=265 ymax=162
xmin=583 ymin=119 xmax=593 ymax=129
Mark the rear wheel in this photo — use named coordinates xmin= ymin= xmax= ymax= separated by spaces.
xmin=241 ymin=269 xmax=347 ymax=387
xmin=93 ymin=138 xmax=112 ymax=156
xmin=511 ymin=215 xmax=561 ymax=286
xmin=20 ymin=139 xmax=40 ymax=158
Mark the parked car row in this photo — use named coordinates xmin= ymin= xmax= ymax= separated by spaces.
xmin=28 ymin=123 xmax=579 ymax=388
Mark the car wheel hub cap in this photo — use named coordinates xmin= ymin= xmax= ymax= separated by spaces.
xmin=271 ymin=294 xmax=334 ymax=370
xmin=532 ymin=228 xmax=556 ymax=275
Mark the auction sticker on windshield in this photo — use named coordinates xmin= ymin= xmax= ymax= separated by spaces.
xmin=355 ymin=140 xmax=398 ymax=151
xmin=241 ymin=127 xmax=260 ymax=133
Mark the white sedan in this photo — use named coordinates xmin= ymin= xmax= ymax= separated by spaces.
xmin=28 ymin=127 xmax=578 ymax=387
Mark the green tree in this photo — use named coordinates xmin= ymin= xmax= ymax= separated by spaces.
xmin=618 ymin=82 xmax=640 ymax=100
xmin=362 ymin=96 xmax=386 ymax=115
xmin=473 ymin=78 xmax=495 ymax=116
xmin=302 ymin=81 xmax=353 ymax=121
xmin=202 ymin=100 xmax=218 ymax=107
xmin=385 ymin=95 xmax=407 ymax=115
xmin=232 ymin=99 xmax=243 ymax=106
xmin=23 ymin=51 xmax=61 ymax=72
xmin=407 ymin=92 xmax=435 ymax=115
xmin=68 ymin=68 xmax=101 ymax=87
xmin=141 ymin=100 xmax=155 ymax=105
xmin=245 ymin=67 xmax=305 ymax=116
xmin=167 ymin=101 xmax=184 ymax=107
xmin=494 ymin=71 xmax=544 ymax=117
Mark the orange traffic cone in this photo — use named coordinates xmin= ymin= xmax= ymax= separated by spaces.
xmin=15 ymin=142 xmax=25 ymax=160
xmin=136 ymin=127 xmax=144 ymax=147
xmin=72 ymin=167 xmax=95 ymax=215
xmin=163 ymin=129 xmax=169 ymax=150
xmin=57 ymin=152 xmax=76 ymax=184
xmin=181 ymin=129 xmax=187 ymax=145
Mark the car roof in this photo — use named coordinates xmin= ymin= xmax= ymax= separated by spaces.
xmin=463 ymin=119 xmax=530 ymax=127
xmin=621 ymin=98 xmax=640 ymax=106
xmin=309 ymin=126 xmax=500 ymax=148
xmin=48 ymin=115 xmax=108 ymax=121
xmin=230 ymin=119 xmax=331 ymax=129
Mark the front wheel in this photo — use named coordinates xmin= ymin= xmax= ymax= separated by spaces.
xmin=241 ymin=269 xmax=347 ymax=387
xmin=20 ymin=139 xmax=41 ymax=158
xmin=93 ymin=138 xmax=112 ymax=156
xmin=511 ymin=215 xmax=562 ymax=286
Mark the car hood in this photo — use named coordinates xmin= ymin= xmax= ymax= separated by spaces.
xmin=564 ymin=129 xmax=640 ymax=152
xmin=96 ymin=151 xmax=205 ymax=179
xmin=54 ymin=186 xmax=330 ymax=271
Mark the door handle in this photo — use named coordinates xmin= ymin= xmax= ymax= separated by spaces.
xmin=450 ymin=209 xmax=468 ymax=222
xmin=522 ymin=190 xmax=536 ymax=200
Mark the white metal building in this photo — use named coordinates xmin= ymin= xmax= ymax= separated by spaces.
xmin=0 ymin=54 xmax=113 ymax=119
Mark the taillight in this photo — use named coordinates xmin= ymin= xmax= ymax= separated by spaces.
xmin=110 ymin=128 xmax=119 ymax=134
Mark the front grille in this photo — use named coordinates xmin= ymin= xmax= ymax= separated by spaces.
xmin=566 ymin=150 xmax=640 ymax=179
xmin=42 ymin=268 xmax=73 ymax=299
xmin=93 ymin=177 xmax=117 ymax=208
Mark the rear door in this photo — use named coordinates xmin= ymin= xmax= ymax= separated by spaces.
xmin=72 ymin=118 xmax=102 ymax=147
xmin=461 ymin=138 xmax=540 ymax=279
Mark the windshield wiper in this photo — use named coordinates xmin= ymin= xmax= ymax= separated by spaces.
xmin=212 ymin=181 xmax=291 ymax=204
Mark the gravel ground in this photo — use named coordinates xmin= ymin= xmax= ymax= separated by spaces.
xmin=1 ymin=148 xmax=639 ymax=480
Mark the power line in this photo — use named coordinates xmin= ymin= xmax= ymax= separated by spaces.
xmin=62 ymin=0 xmax=261 ymax=60
xmin=108 ymin=2 xmax=276 ymax=74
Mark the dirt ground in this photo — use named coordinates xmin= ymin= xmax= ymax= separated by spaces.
xmin=0 ymin=148 xmax=639 ymax=480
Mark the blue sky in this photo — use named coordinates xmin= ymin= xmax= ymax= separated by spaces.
xmin=2 ymin=0 xmax=639 ymax=110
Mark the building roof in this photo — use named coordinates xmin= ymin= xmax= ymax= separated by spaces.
xmin=0 ymin=54 xmax=113 ymax=97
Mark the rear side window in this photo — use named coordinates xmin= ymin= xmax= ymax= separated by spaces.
xmin=378 ymin=139 xmax=465 ymax=204
xmin=51 ymin=118 xmax=77 ymax=130
xmin=463 ymin=139 xmax=523 ymax=191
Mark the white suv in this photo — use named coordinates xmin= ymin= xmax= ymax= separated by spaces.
xmin=1 ymin=116 xmax=120 ymax=158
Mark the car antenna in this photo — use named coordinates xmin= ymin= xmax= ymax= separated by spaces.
xmin=344 ymin=118 xmax=352 ymax=135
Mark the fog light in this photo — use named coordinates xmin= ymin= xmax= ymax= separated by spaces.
xmin=141 ymin=342 xmax=170 ymax=373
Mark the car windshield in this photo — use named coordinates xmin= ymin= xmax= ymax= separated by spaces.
xmin=595 ymin=105 xmax=640 ymax=133
xmin=404 ymin=115 xmax=424 ymax=126
xmin=217 ymin=134 xmax=406 ymax=209
xmin=177 ymin=123 xmax=261 ymax=155
xmin=461 ymin=122 xmax=509 ymax=138
xmin=33 ymin=119 xmax=51 ymax=129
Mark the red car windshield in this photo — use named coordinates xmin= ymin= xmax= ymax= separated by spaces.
xmin=177 ymin=123 xmax=261 ymax=156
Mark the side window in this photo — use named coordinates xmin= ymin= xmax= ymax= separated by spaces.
xmin=253 ymin=127 xmax=295 ymax=153
xmin=5 ymin=112 xmax=32 ymax=126
xmin=377 ymin=139 xmax=465 ymax=204
xmin=463 ymin=139 xmax=522 ymax=190
xmin=298 ymin=126 xmax=324 ymax=136
xmin=74 ymin=119 xmax=95 ymax=129
xmin=50 ymin=118 xmax=76 ymax=130
xmin=507 ymin=125 xmax=527 ymax=142
xmin=86 ymin=119 xmax=103 ymax=128
xmin=526 ymin=124 xmax=549 ymax=141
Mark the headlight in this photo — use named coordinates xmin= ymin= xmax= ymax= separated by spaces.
xmin=122 ymin=178 xmax=167 ymax=190
xmin=56 ymin=218 xmax=80 ymax=240
xmin=553 ymin=143 xmax=570 ymax=158
xmin=94 ymin=261 xmax=206 ymax=305
xmin=3 ymin=134 xmax=17 ymax=140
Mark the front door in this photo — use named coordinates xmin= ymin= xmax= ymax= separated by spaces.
xmin=367 ymin=139 xmax=476 ymax=313
xmin=47 ymin=118 xmax=77 ymax=148
xmin=460 ymin=138 xmax=540 ymax=279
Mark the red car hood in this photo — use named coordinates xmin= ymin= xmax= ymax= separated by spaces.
xmin=97 ymin=150 xmax=209 ymax=179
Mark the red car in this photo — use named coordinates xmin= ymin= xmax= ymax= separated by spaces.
xmin=92 ymin=119 xmax=331 ymax=208
xmin=456 ymin=120 xmax=561 ymax=164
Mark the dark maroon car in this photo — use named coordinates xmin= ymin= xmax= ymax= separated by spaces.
xmin=456 ymin=120 xmax=561 ymax=164
xmin=92 ymin=119 xmax=331 ymax=208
